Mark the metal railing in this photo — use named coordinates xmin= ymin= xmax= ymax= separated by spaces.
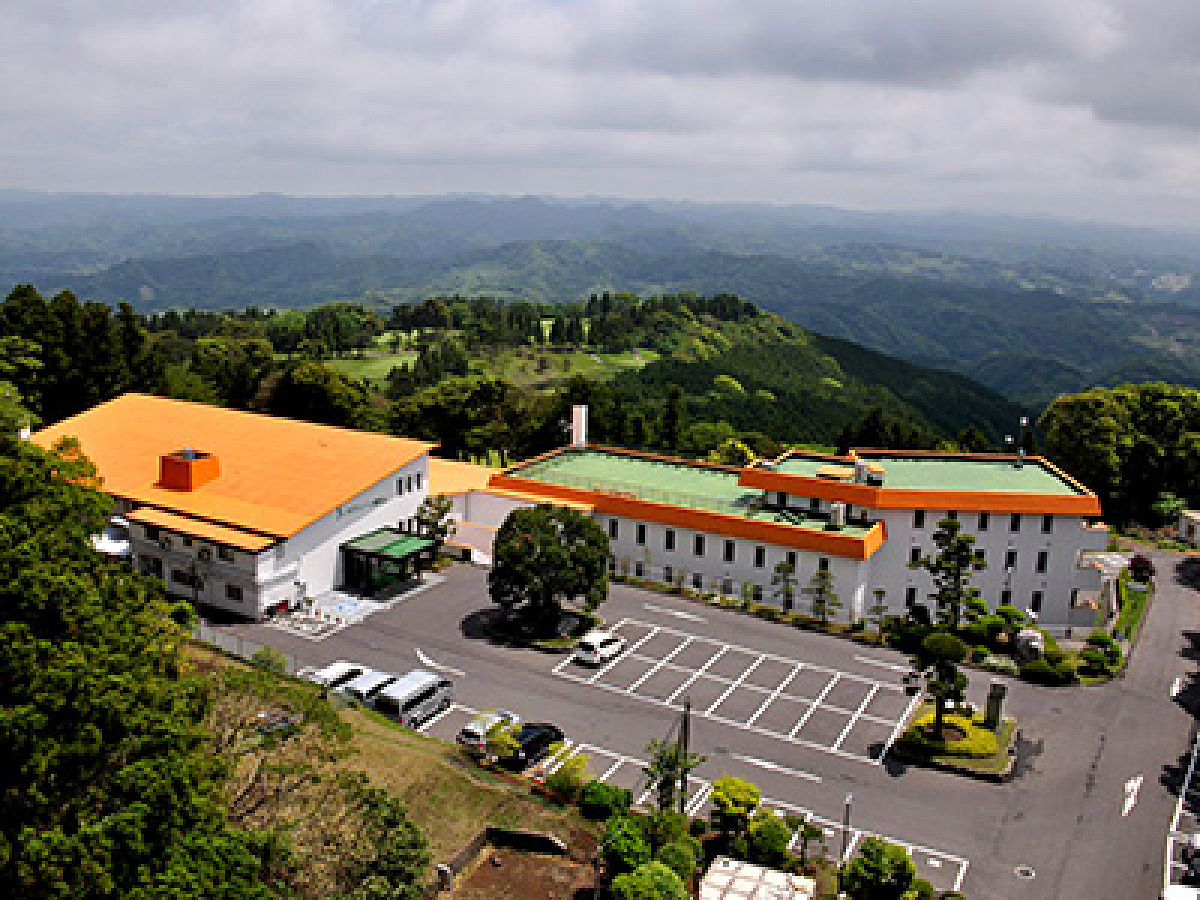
xmin=192 ymin=620 xmax=302 ymax=676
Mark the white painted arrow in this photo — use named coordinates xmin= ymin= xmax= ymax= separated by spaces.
xmin=1122 ymin=774 xmax=1143 ymax=817
xmin=414 ymin=648 xmax=465 ymax=678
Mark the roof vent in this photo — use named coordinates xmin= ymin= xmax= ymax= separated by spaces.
xmin=828 ymin=501 xmax=847 ymax=531
xmin=159 ymin=448 xmax=220 ymax=491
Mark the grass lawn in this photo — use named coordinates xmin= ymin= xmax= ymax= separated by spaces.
xmin=472 ymin=348 xmax=659 ymax=388
xmin=325 ymin=351 xmax=418 ymax=383
xmin=893 ymin=702 xmax=1016 ymax=778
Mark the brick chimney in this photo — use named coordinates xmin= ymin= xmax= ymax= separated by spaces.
xmin=158 ymin=447 xmax=220 ymax=491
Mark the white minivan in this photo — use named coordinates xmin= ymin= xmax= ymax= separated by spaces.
xmin=372 ymin=669 xmax=454 ymax=728
xmin=338 ymin=668 xmax=399 ymax=703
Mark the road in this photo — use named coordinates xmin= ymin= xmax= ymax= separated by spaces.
xmin=208 ymin=550 xmax=1200 ymax=899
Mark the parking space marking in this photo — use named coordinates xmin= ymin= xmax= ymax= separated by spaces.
xmin=730 ymin=752 xmax=822 ymax=784
xmin=706 ymin=656 xmax=765 ymax=714
xmin=627 ymin=637 xmax=694 ymax=692
xmin=685 ymin=784 xmax=712 ymax=815
xmin=588 ymin=625 xmax=662 ymax=682
xmin=832 ymin=685 xmax=880 ymax=752
xmin=418 ymin=701 xmax=475 ymax=734
xmin=746 ymin=663 xmax=804 ymax=727
xmin=644 ymin=603 xmax=706 ymax=623
xmin=553 ymin=618 xmax=918 ymax=766
xmin=854 ymin=654 xmax=911 ymax=675
xmin=790 ymin=674 xmax=840 ymax=738
xmin=881 ymin=690 xmax=925 ymax=759
xmin=665 ymin=646 xmax=728 ymax=704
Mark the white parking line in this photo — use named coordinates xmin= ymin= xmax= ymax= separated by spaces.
xmin=880 ymin=690 xmax=925 ymax=760
xmin=685 ymin=784 xmax=713 ymax=815
xmin=665 ymin=646 xmax=729 ymax=705
xmin=790 ymin=674 xmax=841 ymax=738
xmin=730 ymin=752 xmax=822 ymax=783
xmin=706 ymin=656 xmax=765 ymax=715
xmin=588 ymin=625 xmax=661 ymax=683
xmin=854 ymin=654 xmax=911 ymax=675
xmin=419 ymin=701 xmax=471 ymax=733
xmin=832 ymin=684 xmax=880 ymax=752
xmin=746 ymin=663 xmax=804 ymax=726
xmin=644 ymin=603 xmax=707 ymax=623
xmin=627 ymin=637 xmax=694 ymax=692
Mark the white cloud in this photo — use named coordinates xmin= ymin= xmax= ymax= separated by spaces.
xmin=0 ymin=0 xmax=1198 ymax=228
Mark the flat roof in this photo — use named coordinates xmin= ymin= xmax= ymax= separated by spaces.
xmin=504 ymin=447 xmax=870 ymax=536
xmin=771 ymin=451 xmax=1085 ymax=495
xmin=427 ymin=457 xmax=500 ymax=496
xmin=33 ymin=394 xmax=434 ymax=538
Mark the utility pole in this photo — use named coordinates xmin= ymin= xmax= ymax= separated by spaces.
xmin=678 ymin=699 xmax=691 ymax=815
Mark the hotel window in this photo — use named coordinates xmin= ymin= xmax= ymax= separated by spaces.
xmin=818 ymin=557 xmax=829 ymax=572
xmin=634 ymin=561 xmax=644 ymax=578
xmin=397 ymin=479 xmax=405 ymax=495
xmin=1031 ymin=591 xmax=1043 ymax=614
xmin=1005 ymin=550 xmax=1017 ymax=570
xmin=723 ymin=540 xmax=735 ymax=563
xmin=143 ymin=524 xmax=160 ymax=541
xmin=663 ymin=565 xmax=673 ymax=584
xmin=914 ymin=510 xmax=926 ymax=529
xmin=786 ymin=551 xmax=797 ymax=569
xmin=1070 ymin=588 xmax=1080 ymax=607
xmin=182 ymin=536 xmax=193 ymax=548
xmin=946 ymin=510 xmax=958 ymax=521
xmin=1036 ymin=551 xmax=1048 ymax=574
xmin=609 ymin=519 xmax=619 ymax=540
xmin=1010 ymin=512 xmax=1022 ymax=533
xmin=909 ymin=547 xmax=922 ymax=565
xmin=974 ymin=549 xmax=986 ymax=565
xmin=416 ymin=473 xmax=422 ymax=490
xmin=608 ymin=557 xmax=617 ymax=573
xmin=978 ymin=511 xmax=990 ymax=532
xmin=722 ymin=578 xmax=734 ymax=595
xmin=171 ymin=569 xmax=198 ymax=588
xmin=694 ymin=534 xmax=705 ymax=557
xmin=1042 ymin=514 xmax=1053 ymax=534
xmin=752 ymin=584 xmax=763 ymax=603
xmin=777 ymin=492 xmax=788 ymax=507
xmin=692 ymin=572 xmax=703 ymax=590
xmin=139 ymin=556 xmax=163 ymax=578
xmin=810 ymin=497 xmax=820 ymax=511
xmin=407 ymin=475 xmax=413 ymax=492
xmin=1000 ymin=589 xmax=1012 ymax=606
xmin=636 ymin=523 xmax=646 ymax=546
xmin=754 ymin=546 xmax=766 ymax=568
xmin=905 ymin=586 xmax=917 ymax=607
xmin=226 ymin=584 xmax=244 ymax=604
xmin=218 ymin=546 xmax=235 ymax=563
xmin=664 ymin=529 xmax=675 ymax=551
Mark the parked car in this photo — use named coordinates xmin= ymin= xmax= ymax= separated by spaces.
xmin=574 ymin=629 xmax=626 ymax=666
xmin=298 ymin=660 xmax=367 ymax=689
xmin=337 ymin=668 xmax=399 ymax=703
xmin=457 ymin=709 xmax=520 ymax=756
xmin=501 ymin=723 xmax=565 ymax=770
xmin=371 ymin=669 xmax=454 ymax=728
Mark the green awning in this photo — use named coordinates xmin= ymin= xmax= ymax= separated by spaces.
xmin=342 ymin=528 xmax=434 ymax=560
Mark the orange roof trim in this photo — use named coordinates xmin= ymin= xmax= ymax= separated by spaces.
xmin=126 ymin=507 xmax=277 ymax=552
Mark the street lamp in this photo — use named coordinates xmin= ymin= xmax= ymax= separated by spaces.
xmin=839 ymin=792 xmax=853 ymax=891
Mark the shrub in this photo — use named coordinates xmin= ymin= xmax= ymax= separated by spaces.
xmin=970 ymin=645 xmax=989 ymax=663
xmin=896 ymin=712 xmax=999 ymax=759
xmin=1043 ymin=646 xmax=1066 ymax=666
xmin=604 ymin=816 xmax=652 ymax=876
xmin=609 ymin=872 xmax=657 ymax=900
xmin=580 ymin=781 xmax=632 ymax=821
xmin=1079 ymin=649 xmax=1109 ymax=677
xmin=904 ymin=877 xmax=935 ymax=899
xmin=655 ymin=841 xmax=698 ymax=883
xmin=688 ymin=817 xmax=709 ymax=838
xmin=980 ymin=654 xmax=1019 ymax=676
xmin=544 ymin=749 xmax=588 ymax=800
xmin=1020 ymin=658 xmax=1075 ymax=686
xmin=744 ymin=809 xmax=792 ymax=868
xmin=1087 ymin=630 xmax=1115 ymax=650
xmin=633 ymin=861 xmax=688 ymax=900
xmin=251 ymin=645 xmax=287 ymax=675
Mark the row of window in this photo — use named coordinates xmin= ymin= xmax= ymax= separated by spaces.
xmin=611 ymin=558 xmax=768 ymax=601
xmin=610 ymin=520 xmax=827 ymax=571
xmin=908 ymin=546 xmax=1051 ymax=573
xmin=141 ymin=525 xmax=238 ymax=562
xmin=396 ymin=473 xmax=423 ymax=495
xmin=141 ymin=556 xmax=246 ymax=604
xmin=913 ymin=510 xmax=1054 ymax=534
xmin=905 ymin=585 xmax=1044 ymax=614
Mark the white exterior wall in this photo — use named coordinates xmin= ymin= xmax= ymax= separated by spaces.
xmin=872 ymin=508 xmax=1108 ymax=629
xmin=130 ymin=455 xmax=430 ymax=620
xmin=602 ymin=515 xmax=871 ymax=623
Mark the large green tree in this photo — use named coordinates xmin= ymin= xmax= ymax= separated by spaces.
xmin=842 ymin=837 xmax=917 ymax=900
xmin=908 ymin=517 xmax=986 ymax=628
xmin=910 ymin=632 xmax=970 ymax=740
xmin=488 ymin=505 xmax=609 ymax=634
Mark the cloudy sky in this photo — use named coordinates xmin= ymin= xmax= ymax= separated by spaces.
xmin=3 ymin=0 xmax=1199 ymax=228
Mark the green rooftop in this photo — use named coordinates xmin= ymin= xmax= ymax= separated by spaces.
xmin=771 ymin=453 xmax=1084 ymax=495
xmin=343 ymin=529 xmax=434 ymax=559
xmin=509 ymin=448 xmax=872 ymax=535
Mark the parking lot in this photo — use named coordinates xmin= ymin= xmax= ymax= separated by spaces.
xmin=418 ymin=701 xmax=968 ymax=895
xmin=551 ymin=618 xmax=921 ymax=765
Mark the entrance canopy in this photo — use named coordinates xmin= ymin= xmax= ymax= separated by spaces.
xmin=341 ymin=528 xmax=434 ymax=594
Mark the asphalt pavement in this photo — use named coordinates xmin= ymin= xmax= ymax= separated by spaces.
xmin=207 ymin=552 xmax=1200 ymax=899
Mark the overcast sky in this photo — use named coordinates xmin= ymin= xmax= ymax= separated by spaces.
xmin=3 ymin=0 xmax=1199 ymax=229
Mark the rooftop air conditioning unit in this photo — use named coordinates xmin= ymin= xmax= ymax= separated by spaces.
xmin=828 ymin=501 xmax=847 ymax=531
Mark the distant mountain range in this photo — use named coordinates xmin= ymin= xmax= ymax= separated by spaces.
xmin=5 ymin=191 xmax=1200 ymax=407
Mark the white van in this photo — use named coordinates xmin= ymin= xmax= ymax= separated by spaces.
xmin=372 ymin=669 xmax=453 ymax=727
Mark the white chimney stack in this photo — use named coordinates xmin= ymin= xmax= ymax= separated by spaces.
xmin=571 ymin=404 xmax=588 ymax=447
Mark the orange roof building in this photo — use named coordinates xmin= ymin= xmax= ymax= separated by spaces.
xmin=34 ymin=394 xmax=436 ymax=620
